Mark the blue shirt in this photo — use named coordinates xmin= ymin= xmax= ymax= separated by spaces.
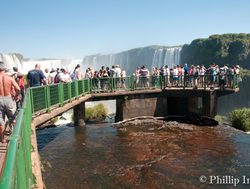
xmin=184 ymin=66 xmax=189 ymax=74
xmin=27 ymin=69 xmax=45 ymax=87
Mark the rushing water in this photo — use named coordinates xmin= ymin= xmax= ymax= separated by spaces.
xmin=82 ymin=46 xmax=182 ymax=75
xmin=38 ymin=122 xmax=250 ymax=189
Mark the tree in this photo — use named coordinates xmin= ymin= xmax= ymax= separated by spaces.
xmin=181 ymin=33 xmax=250 ymax=69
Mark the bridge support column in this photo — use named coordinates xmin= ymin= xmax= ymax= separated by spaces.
xmin=115 ymin=99 xmax=123 ymax=122
xmin=73 ymin=102 xmax=85 ymax=126
xmin=202 ymin=91 xmax=217 ymax=117
xmin=115 ymin=94 xmax=168 ymax=122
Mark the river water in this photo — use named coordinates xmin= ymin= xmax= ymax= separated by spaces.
xmin=38 ymin=122 xmax=250 ymax=189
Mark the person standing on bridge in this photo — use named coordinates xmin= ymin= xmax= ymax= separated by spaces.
xmin=0 ymin=61 xmax=20 ymax=143
xmin=70 ymin=64 xmax=83 ymax=81
xmin=27 ymin=64 xmax=47 ymax=87
xmin=13 ymin=67 xmax=25 ymax=108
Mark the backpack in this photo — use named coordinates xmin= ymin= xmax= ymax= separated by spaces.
xmin=70 ymin=70 xmax=76 ymax=80
xmin=54 ymin=73 xmax=59 ymax=83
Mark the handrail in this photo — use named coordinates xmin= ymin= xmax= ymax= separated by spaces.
xmin=0 ymin=74 xmax=240 ymax=189
xmin=0 ymin=90 xmax=35 ymax=189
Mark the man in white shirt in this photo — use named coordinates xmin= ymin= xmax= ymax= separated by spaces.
xmin=59 ymin=67 xmax=72 ymax=83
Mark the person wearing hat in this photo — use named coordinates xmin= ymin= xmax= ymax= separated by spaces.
xmin=58 ymin=67 xmax=72 ymax=83
xmin=0 ymin=61 xmax=20 ymax=143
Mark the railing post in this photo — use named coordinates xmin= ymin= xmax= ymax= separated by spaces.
xmin=59 ymin=83 xmax=64 ymax=106
xmin=183 ymin=75 xmax=186 ymax=90
xmin=113 ymin=77 xmax=117 ymax=92
xmin=204 ymin=75 xmax=206 ymax=90
xmin=68 ymin=82 xmax=72 ymax=100
xmin=128 ymin=76 xmax=132 ymax=91
xmin=75 ymin=80 xmax=79 ymax=98
xmin=110 ymin=78 xmax=113 ymax=92
xmin=82 ymin=79 xmax=85 ymax=95
xmin=88 ymin=79 xmax=91 ymax=93
xmin=132 ymin=76 xmax=135 ymax=91
xmin=160 ymin=76 xmax=163 ymax=90
xmin=29 ymin=88 xmax=35 ymax=114
xmin=84 ymin=79 xmax=88 ymax=93
xmin=46 ymin=85 xmax=51 ymax=112
xmin=232 ymin=75 xmax=235 ymax=89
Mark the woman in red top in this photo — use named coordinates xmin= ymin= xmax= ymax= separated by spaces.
xmin=13 ymin=67 xmax=25 ymax=108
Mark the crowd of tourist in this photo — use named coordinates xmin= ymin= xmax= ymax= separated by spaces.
xmin=24 ymin=62 xmax=241 ymax=90
xmin=149 ymin=63 xmax=241 ymax=89
xmin=0 ymin=60 xmax=241 ymax=143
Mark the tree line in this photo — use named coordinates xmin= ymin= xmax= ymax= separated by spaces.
xmin=181 ymin=33 xmax=250 ymax=69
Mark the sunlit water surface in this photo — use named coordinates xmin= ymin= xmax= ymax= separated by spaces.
xmin=37 ymin=122 xmax=250 ymax=189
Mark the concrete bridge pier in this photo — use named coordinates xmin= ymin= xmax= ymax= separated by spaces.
xmin=202 ymin=91 xmax=217 ymax=117
xmin=115 ymin=94 xmax=168 ymax=122
xmin=73 ymin=102 xmax=85 ymax=126
xmin=115 ymin=91 xmax=218 ymax=122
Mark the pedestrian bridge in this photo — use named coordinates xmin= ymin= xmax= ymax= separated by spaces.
xmin=0 ymin=75 xmax=239 ymax=189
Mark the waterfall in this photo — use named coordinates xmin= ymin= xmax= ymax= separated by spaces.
xmin=1 ymin=46 xmax=182 ymax=75
xmin=0 ymin=53 xmax=23 ymax=71
xmin=82 ymin=46 xmax=182 ymax=74
xmin=0 ymin=53 xmax=83 ymax=74
xmin=151 ymin=47 xmax=182 ymax=69
xmin=164 ymin=47 xmax=182 ymax=68
xmin=152 ymin=48 xmax=164 ymax=69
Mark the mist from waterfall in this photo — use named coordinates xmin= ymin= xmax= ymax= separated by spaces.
xmin=0 ymin=54 xmax=23 ymax=71
xmin=1 ymin=46 xmax=182 ymax=75
xmin=82 ymin=46 xmax=182 ymax=75
xmin=0 ymin=53 xmax=83 ymax=74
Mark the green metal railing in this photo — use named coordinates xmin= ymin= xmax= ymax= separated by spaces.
xmin=0 ymin=75 xmax=239 ymax=189
xmin=0 ymin=91 xmax=34 ymax=189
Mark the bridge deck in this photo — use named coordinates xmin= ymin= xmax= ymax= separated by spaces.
xmin=31 ymin=87 xmax=237 ymax=127
xmin=0 ymin=128 xmax=12 ymax=176
xmin=0 ymin=143 xmax=7 ymax=175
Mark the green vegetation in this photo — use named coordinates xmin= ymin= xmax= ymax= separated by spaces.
xmin=85 ymin=103 xmax=108 ymax=122
xmin=181 ymin=33 xmax=250 ymax=69
xmin=229 ymin=108 xmax=250 ymax=131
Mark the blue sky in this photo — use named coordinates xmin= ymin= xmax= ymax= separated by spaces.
xmin=1 ymin=0 xmax=250 ymax=58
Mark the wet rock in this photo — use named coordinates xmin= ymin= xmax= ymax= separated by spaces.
xmin=78 ymin=119 xmax=86 ymax=127
xmin=166 ymin=143 xmax=181 ymax=150
xmin=162 ymin=122 xmax=194 ymax=132
xmin=113 ymin=117 xmax=195 ymax=132
xmin=165 ymin=112 xmax=218 ymax=126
